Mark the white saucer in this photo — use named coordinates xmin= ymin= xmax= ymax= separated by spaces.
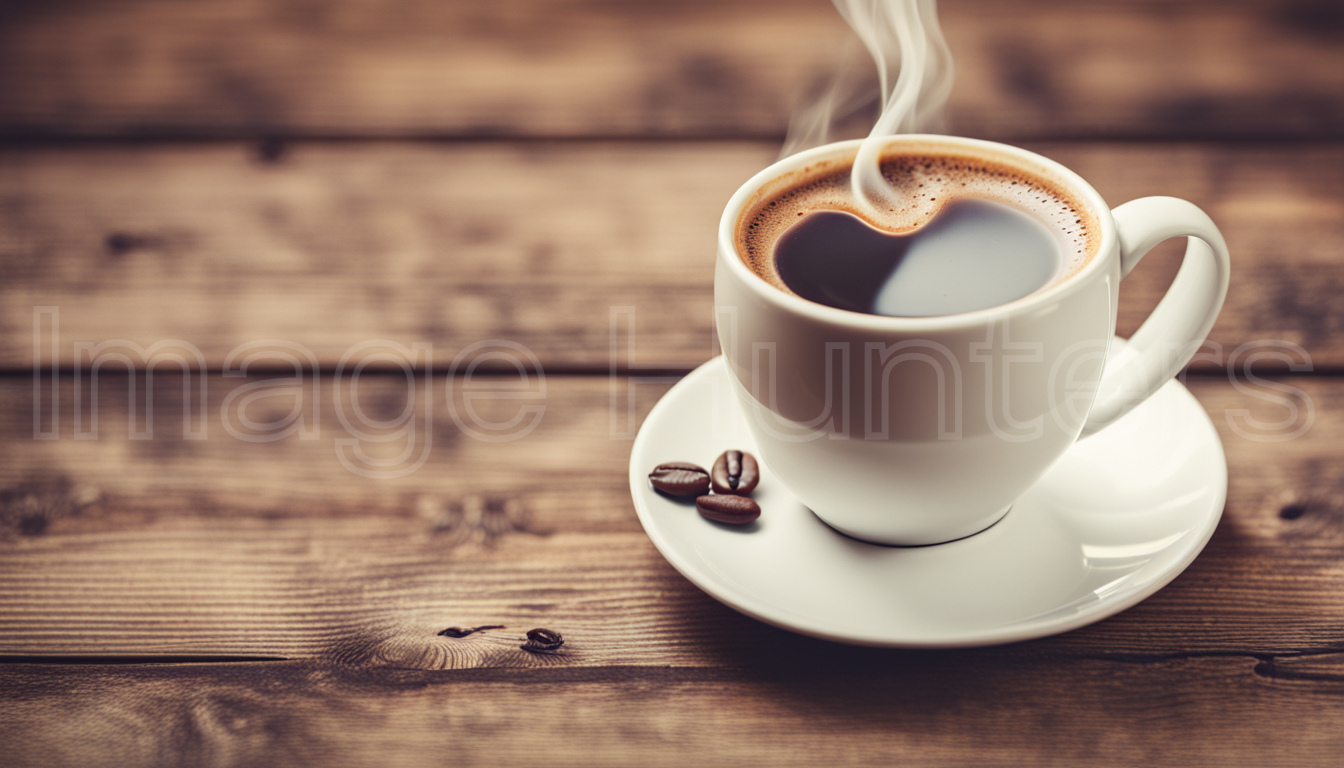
xmin=628 ymin=350 xmax=1227 ymax=647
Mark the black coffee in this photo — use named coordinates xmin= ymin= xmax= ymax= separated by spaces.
xmin=736 ymin=149 xmax=1099 ymax=317
xmin=775 ymin=201 xmax=1061 ymax=316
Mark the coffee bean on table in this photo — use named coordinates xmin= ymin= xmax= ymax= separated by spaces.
xmin=711 ymin=450 xmax=759 ymax=495
xmin=649 ymin=462 xmax=711 ymax=496
xmin=696 ymin=494 xmax=761 ymax=525
xmin=520 ymin=628 xmax=564 ymax=652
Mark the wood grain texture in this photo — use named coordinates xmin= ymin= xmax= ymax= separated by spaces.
xmin=0 ymin=373 xmax=1338 ymax=664
xmin=4 ymin=141 xmax=1342 ymax=370
xmin=2 ymin=655 xmax=1342 ymax=768
xmin=1 ymin=0 xmax=1341 ymax=140
xmin=1 ymin=372 xmax=1342 ymax=766
xmin=4 ymin=1 xmax=1339 ymax=763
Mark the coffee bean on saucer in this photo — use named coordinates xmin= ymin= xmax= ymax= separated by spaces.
xmin=696 ymin=494 xmax=761 ymax=524
xmin=711 ymin=450 xmax=759 ymax=495
xmin=649 ymin=462 xmax=711 ymax=496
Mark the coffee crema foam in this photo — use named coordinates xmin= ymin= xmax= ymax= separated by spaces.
xmin=736 ymin=150 xmax=1101 ymax=299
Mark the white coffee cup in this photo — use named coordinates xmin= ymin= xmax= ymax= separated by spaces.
xmin=714 ymin=135 xmax=1230 ymax=545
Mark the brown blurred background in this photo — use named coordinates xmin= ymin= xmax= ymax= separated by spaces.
xmin=2 ymin=2 xmax=1344 ymax=766
xmin=2 ymin=0 xmax=1342 ymax=369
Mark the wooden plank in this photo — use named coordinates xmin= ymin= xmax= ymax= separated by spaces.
xmin=0 ymin=374 xmax=1339 ymax=662
xmin=3 ymin=141 xmax=1342 ymax=370
xmin=1 ymin=0 xmax=1341 ymax=140
xmin=1 ymin=655 xmax=1342 ymax=768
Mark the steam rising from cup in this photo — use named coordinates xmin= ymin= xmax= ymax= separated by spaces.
xmin=782 ymin=0 xmax=954 ymax=218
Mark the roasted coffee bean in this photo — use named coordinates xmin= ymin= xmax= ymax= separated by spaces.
xmin=649 ymin=462 xmax=711 ymax=496
xmin=711 ymin=450 xmax=759 ymax=495
xmin=521 ymin=628 xmax=564 ymax=652
xmin=696 ymin=494 xmax=761 ymax=524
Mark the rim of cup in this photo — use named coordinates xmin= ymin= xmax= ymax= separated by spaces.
xmin=716 ymin=134 xmax=1117 ymax=332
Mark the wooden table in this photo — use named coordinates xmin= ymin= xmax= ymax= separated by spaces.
xmin=2 ymin=1 xmax=1342 ymax=765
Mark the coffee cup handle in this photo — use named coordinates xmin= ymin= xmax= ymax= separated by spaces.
xmin=1080 ymin=196 xmax=1231 ymax=436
